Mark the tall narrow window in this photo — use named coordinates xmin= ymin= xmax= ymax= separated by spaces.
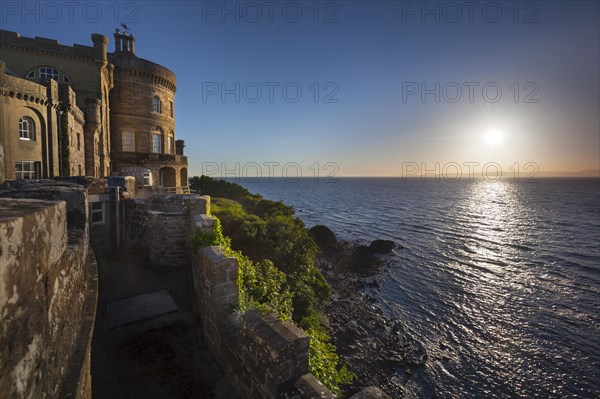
xmin=15 ymin=161 xmax=40 ymax=179
xmin=169 ymin=101 xmax=174 ymax=117
xmin=152 ymin=96 xmax=161 ymax=113
xmin=143 ymin=172 xmax=152 ymax=187
xmin=122 ymin=131 xmax=135 ymax=152
xmin=19 ymin=117 xmax=35 ymax=141
xmin=152 ymin=133 xmax=162 ymax=153
xmin=77 ymin=133 xmax=81 ymax=151
xmin=90 ymin=202 xmax=105 ymax=225
xmin=169 ymin=136 xmax=175 ymax=154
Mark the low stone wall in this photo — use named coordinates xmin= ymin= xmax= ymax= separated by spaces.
xmin=191 ymin=226 xmax=390 ymax=399
xmin=0 ymin=189 xmax=98 ymax=398
xmin=148 ymin=210 xmax=190 ymax=270
xmin=124 ymin=194 xmax=210 ymax=270
xmin=192 ymin=246 xmax=320 ymax=398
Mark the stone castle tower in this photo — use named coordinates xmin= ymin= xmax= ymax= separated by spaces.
xmin=0 ymin=29 xmax=188 ymax=193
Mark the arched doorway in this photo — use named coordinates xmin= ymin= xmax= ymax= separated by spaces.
xmin=159 ymin=166 xmax=176 ymax=189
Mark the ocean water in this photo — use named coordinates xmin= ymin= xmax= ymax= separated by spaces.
xmin=234 ymin=177 xmax=600 ymax=398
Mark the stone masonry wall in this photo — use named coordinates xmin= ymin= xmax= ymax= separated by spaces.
xmin=124 ymin=194 xmax=210 ymax=269
xmin=0 ymin=185 xmax=98 ymax=399
xmin=190 ymin=213 xmax=390 ymax=399
xmin=192 ymin=245 xmax=324 ymax=398
xmin=119 ymin=193 xmax=388 ymax=398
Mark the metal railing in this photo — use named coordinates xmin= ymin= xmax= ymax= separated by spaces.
xmin=156 ymin=185 xmax=190 ymax=194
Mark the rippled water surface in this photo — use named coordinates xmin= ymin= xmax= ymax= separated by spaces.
xmin=236 ymin=177 xmax=600 ymax=398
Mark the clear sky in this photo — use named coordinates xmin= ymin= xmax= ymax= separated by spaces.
xmin=2 ymin=1 xmax=598 ymax=177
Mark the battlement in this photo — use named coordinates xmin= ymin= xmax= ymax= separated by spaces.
xmin=0 ymin=29 xmax=108 ymax=64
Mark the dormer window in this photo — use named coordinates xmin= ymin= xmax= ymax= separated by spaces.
xmin=39 ymin=67 xmax=59 ymax=81
xmin=19 ymin=116 xmax=35 ymax=141
xmin=26 ymin=70 xmax=35 ymax=79
xmin=152 ymin=96 xmax=161 ymax=113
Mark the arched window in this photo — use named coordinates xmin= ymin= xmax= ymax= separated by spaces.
xmin=152 ymin=96 xmax=161 ymax=113
xmin=19 ymin=116 xmax=35 ymax=141
xmin=39 ymin=67 xmax=59 ymax=81
xmin=26 ymin=67 xmax=71 ymax=83
xmin=169 ymin=132 xmax=175 ymax=154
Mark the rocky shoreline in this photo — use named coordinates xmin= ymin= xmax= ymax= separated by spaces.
xmin=310 ymin=226 xmax=427 ymax=398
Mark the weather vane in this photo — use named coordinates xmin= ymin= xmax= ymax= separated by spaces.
xmin=120 ymin=22 xmax=130 ymax=34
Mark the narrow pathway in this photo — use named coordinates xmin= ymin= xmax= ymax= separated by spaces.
xmin=90 ymin=237 xmax=224 ymax=398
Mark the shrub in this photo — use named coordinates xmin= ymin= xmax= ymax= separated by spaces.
xmin=191 ymin=176 xmax=352 ymax=393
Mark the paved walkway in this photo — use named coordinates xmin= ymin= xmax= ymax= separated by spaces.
xmin=90 ymin=235 xmax=226 ymax=399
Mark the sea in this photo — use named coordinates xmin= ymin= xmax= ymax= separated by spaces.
xmin=232 ymin=177 xmax=600 ymax=398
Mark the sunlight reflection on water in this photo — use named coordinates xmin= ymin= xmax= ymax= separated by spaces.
xmin=238 ymin=177 xmax=600 ymax=398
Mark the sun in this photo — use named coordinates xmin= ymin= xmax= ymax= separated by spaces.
xmin=486 ymin=129 xmax=503 ymax=145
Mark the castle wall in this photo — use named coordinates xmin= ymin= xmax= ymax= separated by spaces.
xmin=123 ymin=194 xmax=209 ymax=267
xmin=0 ymin=30 xmax=113 ymax=178
xmin=0 ymin=182 xmax=98 ymax=399
xmin=0 ymin=62 xmax=60 ymax=179
xmin=108 ymin=38 xmax=187 ymax=191
xmin=59 ymin=83 xmax=86 ymax=176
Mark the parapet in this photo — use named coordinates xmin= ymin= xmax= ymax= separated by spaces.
xmin=0 ymin=29 xmax=96 ymax=62
xmin=0 ymin=182 xmax=97 ymax=398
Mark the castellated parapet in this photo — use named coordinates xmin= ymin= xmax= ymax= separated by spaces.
xmin=0 ymin=181 xmax=98 ymax=398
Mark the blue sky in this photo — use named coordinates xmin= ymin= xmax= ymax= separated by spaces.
xmin=2 ymin=1 xmax=598 ymax=177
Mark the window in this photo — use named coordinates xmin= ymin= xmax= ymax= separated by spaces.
xmin=39 ymin=67 xmax=59 ymax=81
xmin=78 ymin=165 xmax=82 ymax=176
xmin=15 ymin=161 xmax=40 ymax=180
xmin=169 ymin=101 xmax=174 ymax=118
xmin=122 ymin=131 xmax=135 ymax=152
xmin=90 ymin=202 xmax=105 ymax=225
xmin=143 ymin=172 xmax=152 ymax=187
xmin=63 ymin=75 xmax=71 ymax=83
xmin=169 ymin=136 xmax=175 ymax=154
xmin=26 ymin=70 xmax=35 ymax=79
xmin=19 ymin=116 xmax=35 ymax=141
xmin=151 ymin=133 xmax=162 ymax=153
xmin=77 ymin=134 xmax=81 ymax=151
xmin=152 ymin=96 xmax=161 ymax=113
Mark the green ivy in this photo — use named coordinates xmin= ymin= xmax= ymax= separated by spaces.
xmin=191 ymin=180 xmax=354 ymax=393
xmin=192 ymin=216 xmax=293 ymax=319
xmin=307 ymin=328 xmax=354 ymax=396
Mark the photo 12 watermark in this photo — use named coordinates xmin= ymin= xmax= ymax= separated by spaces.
xmin=201 ymin=81 xmax=340 ymax=104
xmin=400 ymin=1 xmax=540 ymax=24
xmin=200 ymin=1 xmax=340 ymax=24
xmin=401 ymin=81 xmax=539 ymax=104
xmin=0 ymin=1 xmax=140 ymax=24
xmin=201 ymin=161 xmax=340 ymax=182
xmin=402 ymin=161 xmax=540 ymax=182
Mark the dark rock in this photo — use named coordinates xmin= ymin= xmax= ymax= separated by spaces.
xmin=308 ymin=224 xmax=338 ymax=249
xmin=367 ymin=240 xmax=395 ymax=254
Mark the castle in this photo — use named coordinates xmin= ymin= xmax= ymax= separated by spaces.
xmin=0 ymin=29 xmax=188 ymax=193
xmin=0 ymin=30 xmax=389 ymax=399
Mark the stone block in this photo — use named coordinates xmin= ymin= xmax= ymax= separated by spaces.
xmin=349 ymin=386 xmax=392 ymax=399
xmin=0 ymin=198 xmax=66 ymax=321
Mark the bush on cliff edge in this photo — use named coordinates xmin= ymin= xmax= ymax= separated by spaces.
xmin=191 ymin=176 xmax=352 ymax=395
